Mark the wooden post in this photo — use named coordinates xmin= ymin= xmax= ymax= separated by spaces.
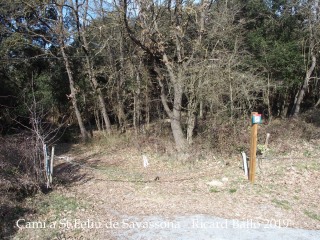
xmin=43 ymin=144 xmax=50 ymax=188
xmin=43 ymin=144 xmax=47 ymax=174
xmin=50 ymin=146 xmax=55 ymax=185
xmin=249 ymin=112 xmax=258 ymax=183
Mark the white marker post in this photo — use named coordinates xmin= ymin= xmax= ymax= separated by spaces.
xmin=241 ymin=152 xmax=248 ymax=178
xmin=50 ymin=146 xmax=55 ymax=185
xmin=143 ymin=154 xmax=149 ymax=168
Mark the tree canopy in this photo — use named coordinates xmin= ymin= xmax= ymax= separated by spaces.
xmin=0 ymin=0 xmax=319 ymax=148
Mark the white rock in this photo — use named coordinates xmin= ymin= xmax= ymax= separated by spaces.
xmin=206 ymin=180 xmax=224 ymax=187
xmin=222 ymin=177 xmax=229 ymax=182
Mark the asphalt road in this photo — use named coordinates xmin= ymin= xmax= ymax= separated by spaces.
xmin=115 ymin=214 xmax=320 ymax=240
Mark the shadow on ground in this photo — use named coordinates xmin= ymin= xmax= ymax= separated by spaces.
xmin=304 ymin=109 xmax=320 ymax=128
xmin=0 ymin=141 xmax=91 ymax=239
xmin=54 ymin=162 xmax=92 ymax=186
xmin=0 ymin=204 xmax=35 ymax=239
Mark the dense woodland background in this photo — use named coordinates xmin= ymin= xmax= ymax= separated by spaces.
xmin=1 ymin=0 xmax=320 ymax=237
xmin=1 ymin=0 xmax=320 ymax=212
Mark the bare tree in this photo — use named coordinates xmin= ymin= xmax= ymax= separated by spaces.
xmin=120 ymin=0 xmax=214 ymax=151
xmin=70 ymin=0 xmax=112 ymax=134
xmin=292 ymin=0 xmax=319 ymax=117
xmin=55 ymin=1 xmax=89 ymax=141
xmin=16 ymin=0 xmax=91 ymax=141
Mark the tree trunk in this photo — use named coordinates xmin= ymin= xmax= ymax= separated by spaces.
xmin=186 ymin=87 xmax=197 ymax=145
xmin=77 ymin=0 xmax=112 ymax=134
xmin=171 ymin=81 xmax=187 ymax=151
xmin=292 ymin=54 xmax=316 ymax=117
xmin=160 ymin=55 xmax=187 ymax=151
xmin=199 ymin=100 xmax=204 ymax=119
xmin=145 ymin=78 xmax=150 ymax=129
xmin=56 ymin=1 xmax=88 ymax=141
xmin=133 ymin=65 xmax=141 ymax=134
xmin=187 ymin=106 xmax=196 ymax=145
xmin=60 ymin=45 xmax=89 ymax=142
xmin=94 ymin=107 xmax=102 ymax=132
xmin=292 ymin=3 xmax=318 ymax=117
xmin=82 ymin=93 xmax=93 ymax=138
xmin=84 ymin=55 xmax=112 ymax=134
xmin=82 ymin=45 xmax=112 ymax=134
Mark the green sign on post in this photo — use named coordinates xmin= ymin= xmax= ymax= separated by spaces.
xmin=252 ymin=113 xmax=262 ymax=124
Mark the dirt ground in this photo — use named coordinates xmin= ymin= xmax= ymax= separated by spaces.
xmin=12 ymin=125 xmax=320 ymax=239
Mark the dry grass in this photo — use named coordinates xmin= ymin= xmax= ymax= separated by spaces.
xmin=0 ymin=133 xmax=43 ymax=239
xmin=11 ymin=118 xmax=320 ymax=239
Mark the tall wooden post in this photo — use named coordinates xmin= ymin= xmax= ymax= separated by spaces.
xmin=249 ymin=112 xmax=258 ymax=183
